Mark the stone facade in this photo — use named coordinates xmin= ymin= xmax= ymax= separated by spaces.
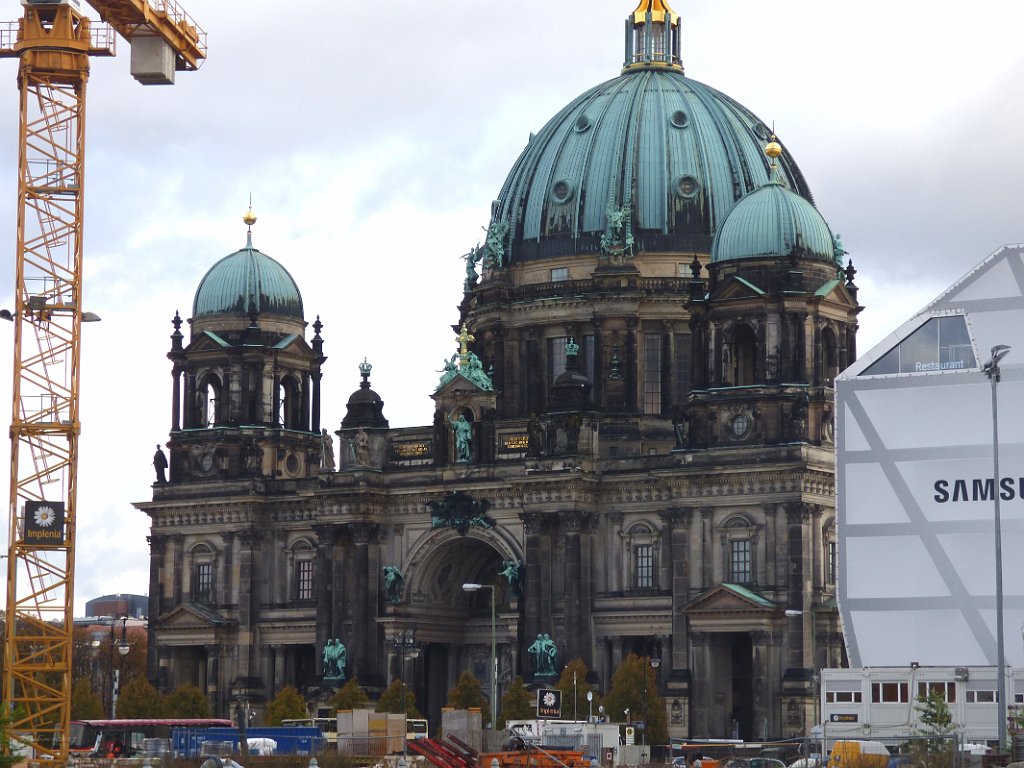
xmin=137 ymin=3 xmax=860 ymax=740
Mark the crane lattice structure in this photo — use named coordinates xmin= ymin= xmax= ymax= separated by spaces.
xmin=0 ymin=2 xmax=204 ymax=765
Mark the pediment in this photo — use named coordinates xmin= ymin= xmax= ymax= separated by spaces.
xmin=156 ymin=602 xmax=233 ymax=631
xmin=711 ymin=275 xmax=766 ymax=302
xmin=813 ymin=278 xmax=858 ymax=308
xmin=433 ymin=373 xmax=492 ymax=398
xmin=684 ymin=583 xmax=778 ymax=615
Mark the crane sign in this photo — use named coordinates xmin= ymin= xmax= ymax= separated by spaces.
xmin=0 ymin=1 xmax=205 ymax=765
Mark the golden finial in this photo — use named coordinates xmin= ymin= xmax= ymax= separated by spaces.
xmin=243 ymin=193 xmax=257 ymax=229
xmin=457 ymin=323 xmax=476 ymax=367
xmin=765 ymin=134 xmax=783 ymax=160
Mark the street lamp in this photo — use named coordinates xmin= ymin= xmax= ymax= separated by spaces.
xmin=463 ymin=583 xmax=497 ymax=732
xmin=642 ymin=655 xmax=660 ymax=748
xmin=983 ymin=344 xmax=1011 ymax=750
xmin=109 ymin=615 xmax=130 ymax=718
xmin=392 ymin=628 xmax=420 ymax=757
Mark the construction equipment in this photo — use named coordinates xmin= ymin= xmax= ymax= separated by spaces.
xmin=0 ymin=1 xmax=205 ymax=765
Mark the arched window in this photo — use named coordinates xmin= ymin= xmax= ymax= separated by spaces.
xmin=720 ymin=515 xmax=758 ymax=585
xmin=730 ymin=325 xmax=757 ymax=386
xmin=188 ymin=542 xmax=218 ymax=605
xmin=624 ymin=522 xmax=659 ymax=590
xmin=197 ymin=373 xmax=222 ymax=427
xmin=288 ymin=538 xmax=316 ymax=602
xmin=822 ymin=327 xmax=839 ymax=384
xmin=823 ymin=517 xmax=837 ymax=587
xmin=279 ymin=375 xmax=302 ymax=429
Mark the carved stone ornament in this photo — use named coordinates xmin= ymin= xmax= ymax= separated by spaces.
xmin=426 ymin=490 xmax=496 ymax=536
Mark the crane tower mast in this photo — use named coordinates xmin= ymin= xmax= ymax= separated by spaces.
xmin=0 ymin=2 xmax=204 ymax=765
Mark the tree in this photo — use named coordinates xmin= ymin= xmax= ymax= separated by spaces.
xmin=1 ymin=705 xmax=25 ymax=768
xmin=331 ymin=677 xmax=370 ymax=712
xmin=376 ymin=678 xmax=422 ymax=718
xmin=557 ymin=658 xmax=598 ymax=723
xmin=603 ymin=654 xmax=667 ymax=745
xmin=71 ymin=677 xmax=103 ymax=720
xmin=264 ymin=685 xmax=308 ymax=725
xmin=166 ymin=683 xmax=210 ymax=717
xmin=909 ymin=690 xmax=955 ymax=768
xmin=499 ymin=676 xmax=534 ymax=727
xmin=446 ymin=670 xmax=490 ymax=726
xmin=117 ymin=676 xmax=167 ymax=718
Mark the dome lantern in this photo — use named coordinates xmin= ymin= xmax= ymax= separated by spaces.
xmin=623 ymin=0 xmax=682 ymax=73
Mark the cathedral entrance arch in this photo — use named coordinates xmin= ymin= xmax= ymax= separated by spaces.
xmin=396 ymin=527 xmax=524 ymax=731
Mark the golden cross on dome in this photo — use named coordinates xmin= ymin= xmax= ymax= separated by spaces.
xmin=457 ymin=323 xmax=475 ymax=366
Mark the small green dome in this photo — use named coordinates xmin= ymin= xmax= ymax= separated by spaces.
xmin=711 ymin=183 xmax=838 ymax=263
xmin=192 ymin=234 xmax=304 ymax=320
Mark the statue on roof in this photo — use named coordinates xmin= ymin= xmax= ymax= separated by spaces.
xmin=463 ymin=244 xmax=482 ymax=292
xmin=482 ymin=218 xmax=510 ymax=269
xmin=320 ymin=428 xmax=335 ymax=470
xmin=601 ymin=200 xmax=634 ymax=263
xmin=435 ymin=325 xmax=494 ymax=392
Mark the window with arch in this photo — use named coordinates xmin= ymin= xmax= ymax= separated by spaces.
xmin=279 ymin=375 xmax=303 ymax=430
xmin=188 ymin=542 xmax=217 ymax=605
xmin=730 ymin=325 xmax=757 ymax=386
xmin=720 ymin=515 xmax=758 ymax=585
xmin=197 ymin=373 xmax=222 ymax=427
xmin=822 ymin=327 xmax=839 ymax=384
xmin=289 ymin=539 xmax=316 ymax=602
xmin=625 ymin=522 xmax=659 ymax=590
xmin=823 ymin=518 xmax=837 ymax=586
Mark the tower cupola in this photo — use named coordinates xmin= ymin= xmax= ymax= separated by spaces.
xmin=623 ymin=0 xmax=682 ymax=72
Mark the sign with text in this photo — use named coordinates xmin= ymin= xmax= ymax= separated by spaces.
xmin=536 ymin=688 xmax=562 ymax=719
xmin=24 ymin=500 xmax=64 ymax=546
xmin=829 ymin=713 xmax=858 ymax=723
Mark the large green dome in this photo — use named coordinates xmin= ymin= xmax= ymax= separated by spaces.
xmin=192 ymin=233 xmax=304 ymax=320
xmin=712 ymin=182 xmax=839 ymax=263
xmin=490 ymin=67 xmax=813 ymax=263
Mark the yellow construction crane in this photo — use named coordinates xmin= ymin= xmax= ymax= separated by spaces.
xmin=0 ymin=1 xmax=205 ymax=764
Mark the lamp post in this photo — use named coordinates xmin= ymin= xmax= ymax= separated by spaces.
xmin=109 ymin=615 xmax=130 ymax=718
xmin=983 ymin=344 xmax=1011 ymax=750
xmin=641 ymin=655 xmax=660 ymax=749
xmin=392 ymin=628 xmax=420 ymax=757
xmin=463 ymin=583 xmax=497 ymax=732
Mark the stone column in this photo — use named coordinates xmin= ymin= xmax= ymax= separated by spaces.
xmin=205 ymin=644 xmax=220 ymax=714
xmin=171 ymin=366 xmax=181 ymax=431
xmin=219 ymin=531 xmax=234 ymax=607
xmin=520 ymin=512 xmax=546 ymax=659
xmin=146 ymin=535 xmax=167 ymax=680
xmin=560 ymin=511 xmax=593 ymax=665
xmin=349 ymin=522 xmax=378 ymax=679
xmin=237 ymin=529 xmax=264 ymax=681
xmin=690 ymin=632 xmax=710 ymax=737
xmin=660 ymin=508 xmax=691 ymax=672
xmin=313 ymin=523 xmax=337 ymax=678
xmin=171 ymin=534 xmax=184 ymax=606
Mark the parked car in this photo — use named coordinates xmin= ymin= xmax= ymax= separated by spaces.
xmin=725 ymin=758 xmax=787 ymax=768
xmin=789 ymin=758 xmax=824 ymax=768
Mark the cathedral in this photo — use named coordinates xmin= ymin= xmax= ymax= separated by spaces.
xmin=137 ymin=0 xmax=860 ymax=740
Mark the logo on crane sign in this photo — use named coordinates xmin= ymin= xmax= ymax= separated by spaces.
xmin=24 ymin=500 xmax=65 ymax=546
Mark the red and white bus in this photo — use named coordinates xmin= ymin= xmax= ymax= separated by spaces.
xmin=68 ymin=718 xmax=233 ymax=758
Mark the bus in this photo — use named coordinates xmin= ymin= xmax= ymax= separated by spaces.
xmin=67 ymin=718 xmax=234 ymax=758
xmin=281 ymin=717 xmax=338 ymax=747
xmin=407 ymin=718 xmax=428 ymax=741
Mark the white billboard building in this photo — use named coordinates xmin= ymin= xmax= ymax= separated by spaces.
xmin=837 ymin=244 xmax=1024 ymax=669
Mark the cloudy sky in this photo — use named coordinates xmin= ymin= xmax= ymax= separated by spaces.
xmin=0 ymin=0 xmax=1022 ymax=615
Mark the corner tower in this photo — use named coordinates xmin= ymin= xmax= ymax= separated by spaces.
xmin=163 ymin=212 xmax=326 ymax=485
